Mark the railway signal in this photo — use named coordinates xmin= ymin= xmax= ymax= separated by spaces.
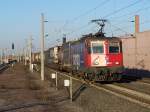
xmin=12 ymin=43 xmax=14 ymax=50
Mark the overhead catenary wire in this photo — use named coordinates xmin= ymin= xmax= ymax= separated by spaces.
xmin=106 ymin=4 xmax=150 ymax=36
xmin=64 ymin=0 xmax=142 ymax=37
xmin=105 ymin=2 xmax=150 ymax=36
xmin=141 ymin=20 xmax=150 ymax=25
xmin=61 ymin=0 xmax=148 ymax=39
xmin=106 ymin=19 xmax=150 ymax=37
xmin=106 ymin=26 xmax=130 ymax=37
xmin=61 ymin=0 xmax=112 ymax=32
xmin=66 ymin=19 xmax=129 ymax=38
xmin=66 ymin=23 xmax=91 ymax=36
xmin=70 ymin=0 xmax=111 ymax=22
xmin=110 ymin=5 xmax=150 ymax=21
xmin=106 ymin=22 xmax=129 ymax=36
xmin=110 ymin=6 xmax=150 ymax=23
xmin=103 ymin=0 xmax=142 ymax=18
xmin=140 ymin=20 xmax=150 ymax=32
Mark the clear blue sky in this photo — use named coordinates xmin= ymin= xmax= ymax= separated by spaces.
xmin=0 ymin=0 xmax=150 ymax=52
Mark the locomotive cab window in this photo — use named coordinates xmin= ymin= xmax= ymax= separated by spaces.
xmin=87 ymin=47 xmax=91 ymax=54
xmin=109 ymin=42 xmax=120 ymax=53
xmin=91 ymin=43 xmax=103 ymax=54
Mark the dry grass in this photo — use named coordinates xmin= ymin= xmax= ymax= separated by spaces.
xmin=25 ymin=70 xmax=52 ymax=101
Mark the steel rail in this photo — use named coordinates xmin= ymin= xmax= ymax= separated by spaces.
xmin=47 ymin=67 xmax=150 ymax=109
xmin=0 ymin=96 xmax=69 ymax=112
xmin=0 ymin=64 xmax=8 ymax=72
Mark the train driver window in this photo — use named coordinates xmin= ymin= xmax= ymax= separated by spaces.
xmin=92 ymin=43 xmax=103 ymax=54
xmin=109 ymin=42 xmax=120 ymax=53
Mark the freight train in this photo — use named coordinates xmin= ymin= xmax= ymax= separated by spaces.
xmin=33 ymin=32 xmax=123 ymax=81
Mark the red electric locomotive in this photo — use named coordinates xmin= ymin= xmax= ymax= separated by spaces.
xmin=61 ymin=33 xmax=123 ymax=81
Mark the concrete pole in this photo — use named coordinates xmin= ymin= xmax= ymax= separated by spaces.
xmin=29 ymin=36 xmax=32 ymax=71
xmin=4 ymin=49 xmax=7 ymax=63
xmin=70 ymin=76 xmax=73 ymax=102
xmin=22 ymin=49 xmax=24 ymax=63
xmin=18 ymin=51 xmax=20 ymax=63
xmin=17 ymin=49 xmax=20 ymax=62
xmin=2 ymin=49 xmax=4 ymax=64
xmin=134 ymin=15 xmax=139 ymax=70
xmin=11 ymin=49 xmax=13 ymax=63
xmin=24 ymin=48 xmax=27 ymax=66
xmin=56 ymin=72 xmax=58 ymax=90
xmin=24 ymin=39 xmax=28 ymax=66
xmin=135 ymin=15 xmax=139 ymax=34
xmin=41 ymin=13 xmax=45 ymax=80
xmin=0 ymin=49 xmax=2 ymax=64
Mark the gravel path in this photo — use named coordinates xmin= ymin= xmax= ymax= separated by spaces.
xmin=0 ymin=63 xmax=83 ymax=112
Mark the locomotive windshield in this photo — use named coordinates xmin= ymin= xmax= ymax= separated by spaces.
xmin=109 ymin=42 xmax=120 ymax=53
xmin=91 ymin=43 xmax=103 ymax=53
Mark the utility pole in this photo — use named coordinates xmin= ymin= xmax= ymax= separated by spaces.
xmin=134 ymin=15 xmax=139 ymax=72
xmin=41 ymin=13 xmax=45 ymax=81
xmin=69 ymin=76 xmax=73 ymax=102
xmin=24 ymin=48 xmax=27 ymax=66
xmin=22 ymin=49 xmax=24 ymax=63
xmin=56 ymin=72 xmax=58 ymax=90
xmin=29 ymin=36 xmax=32 ymax=71
xmin=135 ymin=15 xmax=139 ymax=34
xmin=4 ymin=48 xmax=7 ymax=63
xmin=0 ymin=49 xmax=3 ymax=64
xmin=24 ymin=39 xmax=28 ymax=66
xmin=40 ymin=13 xmax=48 ymax=80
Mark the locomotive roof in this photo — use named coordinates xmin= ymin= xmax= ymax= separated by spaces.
xmin=64 ymin=33 xmax=121 ymax=45
xmin=47 ymin=45 xmax=61 ymax=50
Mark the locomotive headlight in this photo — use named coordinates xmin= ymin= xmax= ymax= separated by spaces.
xmin=105 ymin=57 xmax=109 ymax=62
xmin=115 ymin=62 xmax=119 ymax=64
xmin=105 ymin=56 xmax=110 ymax=64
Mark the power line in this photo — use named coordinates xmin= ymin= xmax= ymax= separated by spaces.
xmin=61 ymin=0 xmax=111 ymax=32
xmin=66 ymin=23 xmax=91 ymax=36
xmin=106 ymin=5 xmax=150 ymax=34
xmin=103 ymin=0 xmax=142 ymax=18
xmin=108 ymin=22 xmax=128 ymax=34
xmin=141 ymin=20 xmax=150 ymax=25
xmin=110 ymin=5 xmax=150 ymax=21
xmin=61 ymin=0 xmax=147 ymax=38
xmin=107 ymin=18 xmax=150 ymax=37
xmin=140 ymin=20 xmax=150 ymax=31
xmin=70 ymin=0 xmax=111 ymax=22
xmin=63 ymin=0 xmax=142 ymax=37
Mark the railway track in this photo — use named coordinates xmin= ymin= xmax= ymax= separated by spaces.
xmin=121 ymin=75 xmax=150 ymax=85
xmin=102 ymin=84 xmax=150 ymax=103
xmin=43 ymin=66 xmax=150 ymax=109
xmin=0 ymin=64 xmax=8 ymax=72
xmin=139 ymin=79 xmax=150 ymax=86
xmin=115 ymin=76 xmax=150 ymax=95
